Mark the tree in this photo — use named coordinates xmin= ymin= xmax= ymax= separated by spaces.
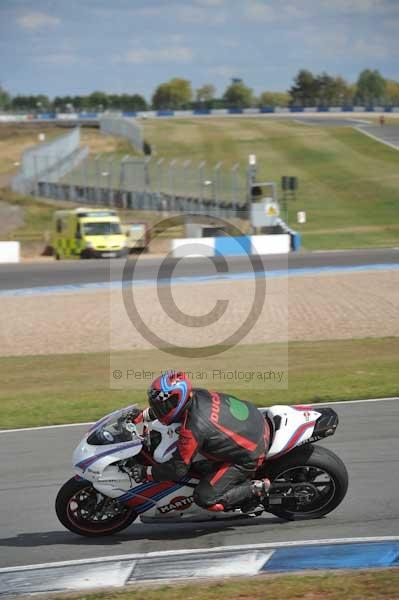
xmin=355 ymin=69 xmax=386 ymax=105
xmin=222 ymin=80 xmax=253 ymax=108
xmin=152 ymin=78 xmax=192 ymax=110
xmin=332 ymin=76 xmax=354 ymax=105
xmin=196 ymin=84 xmax=216 ymax=103
xmin=86 ymin=91 xmax=109 ymax=111
xmin=126 ymin=94 xmax=148 ymax=111
xmin=384 ymin=80 xmax=399 ymax=105
xmin=0 ymin=85 xmax=11 ymax=110
xmin=289 ymin=70 xmax=318 ymax=106
xmin=258 ymin=91 xmax=289 ymax=107
xmin=11 ymin=94 xmax=50 ymax=111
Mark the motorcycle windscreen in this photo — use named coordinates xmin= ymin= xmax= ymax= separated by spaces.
xmin=87 ymin=407 xmax=139 ymax=446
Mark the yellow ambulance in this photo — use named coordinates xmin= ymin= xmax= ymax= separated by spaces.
xmin=51 ymin=208 xmax=128 ymax=259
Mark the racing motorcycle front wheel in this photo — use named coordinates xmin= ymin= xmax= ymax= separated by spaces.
xmin=264 ymin=445 xmax=348 ymax=521
xmin=55 ymin=477 xmax=138 ymax=537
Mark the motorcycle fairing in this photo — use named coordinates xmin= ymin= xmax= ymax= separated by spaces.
xmin=75 ymin=440 xmax=142 ymax=473
xmin=117 ymin=477 xmax=192 ymax=514
xmin=264 ymin=405 xmax=322 ymax=459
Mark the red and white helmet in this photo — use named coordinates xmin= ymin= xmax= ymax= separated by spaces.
xmin=148 ymin=371 xmax=192 ymax=425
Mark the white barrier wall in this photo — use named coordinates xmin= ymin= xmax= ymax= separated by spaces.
xmin=0 ymin=242 xmax=20 ymax=263
xmin=171 ymin=234 xmax=291 ymax=257
xmin=251 ymin=234 xmax=290 ymax=255
xmin=172 ymin=237 xmax=215 ymax=258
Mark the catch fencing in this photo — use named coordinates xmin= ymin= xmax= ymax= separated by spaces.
xmin=17 ymin=117 xmax=250 ymax=217
xmin=100 ymin=115 xmax=143 ymax=152
xmin=36 ymin=155 xmax=249 ymax=218
xmin=11 ymin=128 xmax=88 ymax=195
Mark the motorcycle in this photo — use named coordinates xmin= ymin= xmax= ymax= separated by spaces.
xmin=56 ymin=403 xmax=348 ymax=536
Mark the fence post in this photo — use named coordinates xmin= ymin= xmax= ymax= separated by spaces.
xmin=231 ymin=163 xmax=239 ymax=211
xmin=213 ymin=161 xmax=223 ymax=205
xmin=107 ymin=158 xmax=113 ymax=206
xmin=183 ymin=159 xmax=191 ymax=199
xmin=169 ymin=159 xmax=177 ymax=205
xmin=120 ymin=155 xmax=129 ymax=190
xmin=33 ymin=155 xmax=39 ymax=196
xmin=157 ymin=158 xmax=164 ymax=195
xmin=198 ymin=160 xmax=206 ymax=202
xmin=145 ymin=157 xmax=151 ymax=191
xmin=94 ymin=155 xmax=101 ymax=204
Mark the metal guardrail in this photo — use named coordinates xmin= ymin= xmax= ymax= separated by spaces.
xmin=37 ymin=181 xmax=249 ymax=219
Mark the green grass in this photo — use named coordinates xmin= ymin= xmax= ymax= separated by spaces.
xmin=143 ymin=118 xmax=399 ymax=250
xmin=0 ymin=188 xmax=60 ymax=241
xmin=51 ymin=570 xmax=399 ymax=600
xmin=3 ymin=119 xmax=399 ymax=251
xmin=1 ymin=337 xmax=398 ymax=429
xmin=0 ymin=124 xmax=64 ymax=175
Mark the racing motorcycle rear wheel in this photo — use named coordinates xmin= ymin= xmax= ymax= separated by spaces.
xmin=264 ymin=445 xmax=348 ymax=521
xmin=55 ymin=477 xmax=138 ymax=537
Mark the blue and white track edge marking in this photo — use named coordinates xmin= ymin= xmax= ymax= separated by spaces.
xmin=1 ymin=262 xmax=398 ymax=298
xmin=1 ymin=536 xmax=398 ymax=573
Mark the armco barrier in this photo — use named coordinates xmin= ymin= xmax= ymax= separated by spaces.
xmin=0 ymin=538 xmax=398 ymax=597
xmin=0 ymin=242 xmax=20 ymax=263
xmin=171 ymin=234 xmax=292 ymax=257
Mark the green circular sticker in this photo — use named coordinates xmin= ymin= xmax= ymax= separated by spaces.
xmin=227 ymin=397 xmax=249 ymax=421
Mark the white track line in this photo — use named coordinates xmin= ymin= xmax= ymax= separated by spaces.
xmin=1 ymin=536 xmax=399 ymax=573
xmin=0 ymin=396 xmax=397 ymax=434
xmin=355 ymin=126 xmax=399 ymax=151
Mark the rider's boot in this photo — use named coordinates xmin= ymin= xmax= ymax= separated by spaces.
xmin=241 ymin=478 xmax=271 ymax=514
xmin=252 ymin=478 xmax=271 ymax=498
xmin=207 ymin=478 xmax=271 ymax=513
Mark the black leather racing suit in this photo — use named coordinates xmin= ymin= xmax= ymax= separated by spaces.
xmin=150 ymin=388 xmax=270 ymax=510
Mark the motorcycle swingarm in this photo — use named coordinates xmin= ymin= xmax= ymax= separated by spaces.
xmin=265 ymin=482 xmax=317 ymax=508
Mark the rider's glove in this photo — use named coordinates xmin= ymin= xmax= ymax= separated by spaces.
xmin=126 ymin=407 xmax=155 ymax=425
xmin=125 ymin=407 xmax=143 ymax=424
xmin=132 ymin=463 xmax=152 ymax=483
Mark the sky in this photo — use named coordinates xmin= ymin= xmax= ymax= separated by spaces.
xmin=0 ymin=0 xmax=398 ymax=100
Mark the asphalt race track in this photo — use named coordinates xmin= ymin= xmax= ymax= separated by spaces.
xmin=1 ymin=248 xmax=399 ymax=292
xmin=0 ymin=398 xmax=398 ymax=568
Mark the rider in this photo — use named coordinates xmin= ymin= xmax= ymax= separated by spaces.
xmin=131 ymin=371 xmax=271 ymax=512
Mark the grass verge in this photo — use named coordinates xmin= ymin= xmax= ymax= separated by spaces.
xmin=143 ymin=118 xmax=399 ymax=250
xmin=50 ymin=570 xmax=399 ymax=600
xmin=0 ymin=337 xmax=398 ymax=429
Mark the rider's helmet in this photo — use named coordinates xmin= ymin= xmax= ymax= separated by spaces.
xmin=148 ymin=371 xmax=192 ymax=425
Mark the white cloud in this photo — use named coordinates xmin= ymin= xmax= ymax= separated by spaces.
xmin=177 ymin=4 xmax=226 ymax=24
xmin=220 ymin=38 xmax=240 ymax=48
xmin=117 ymin=46 xmax=194 ymax=64
xmin=36 ymin=53 xmax=78 ymax=66
xmin=243 ymin=1 xmax=312 ymax=23
xmin=299 ymin=24 xmax=392 ymax=60
xmin=320 ymin=0 xmax=393 ymax=14
xmin=351 ymin=38 xmax=390 ymax=59
xmin=244 ymin=1 xmax=277 ymax=23
xmin=17 ymin=11 xmax=60 ymax=31
xmin=133 ymin=2 xmax=226 ymax=24
xmin=301 ymin=28 xmax=350 ymax=56
xmin=195 ymin=0 xmax=225 ymax=6
xmin=208 ymin=65 xmax=236 ymax=79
